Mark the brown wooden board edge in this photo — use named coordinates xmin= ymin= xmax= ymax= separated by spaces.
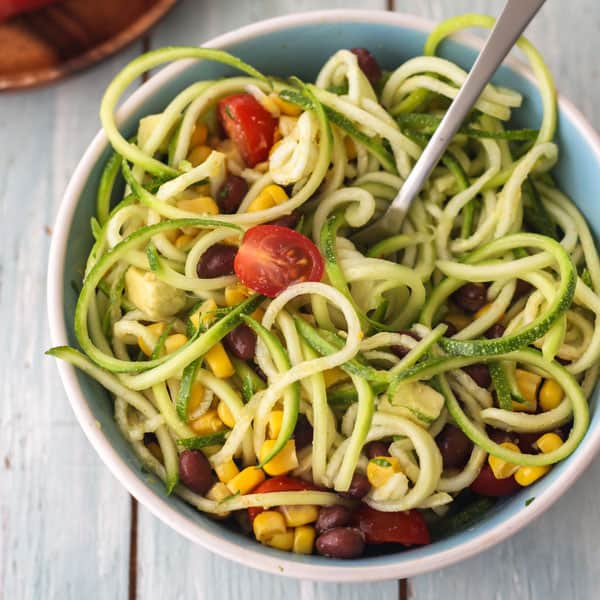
xmin=0 ymin=0 xmax=177 ymax=91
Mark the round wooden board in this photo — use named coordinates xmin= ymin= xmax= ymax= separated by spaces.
xmin=0 ymin=0 xmax=177 ymax=91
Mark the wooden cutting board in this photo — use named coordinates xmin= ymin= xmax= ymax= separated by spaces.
xmin=0 ymin=0 xmax=177 ymax=90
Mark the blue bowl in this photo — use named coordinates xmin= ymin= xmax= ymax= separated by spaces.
xmin=48 ymin=10 xmax=600 ymax=581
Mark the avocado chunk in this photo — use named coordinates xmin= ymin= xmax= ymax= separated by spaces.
xmin=379 ymin=381 xmax=444 ymax=426
xmin=125 ymin=267 xmax=186 ymax=320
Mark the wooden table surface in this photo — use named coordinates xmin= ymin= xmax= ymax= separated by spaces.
xmin=2 ymin=1 xmax=599 ymax=598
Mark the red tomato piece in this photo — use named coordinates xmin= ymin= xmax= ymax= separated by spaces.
xmin=354 ymin=505 xmax=430 ymax=546
xmin=218 ymin=93 xmax=276 ymax=167
xmin=247 ymin=475 xmax=318 ymax=522
xmin=234 ymin=225 xmax=324 ymax=297
xmin=470 ymin=464 xmax=521 ymax=497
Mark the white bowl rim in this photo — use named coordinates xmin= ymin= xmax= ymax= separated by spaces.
xmin=47 ymin=8 xmax=600 ymax=582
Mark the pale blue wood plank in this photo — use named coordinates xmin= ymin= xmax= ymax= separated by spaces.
xmin=134 ymin=1 xmax=396 ymax=598
xmin=391 ymin=1 xmax=600 ymax=598
xmin=0 ymin=46 xmax=143 ymax=599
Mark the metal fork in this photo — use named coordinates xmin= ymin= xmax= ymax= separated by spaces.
xmin=351 ymin=0 xmax=546 ymax=247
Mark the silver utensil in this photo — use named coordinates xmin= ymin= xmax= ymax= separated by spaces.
xmin=352 ymin=0 xmax=546 ymax=246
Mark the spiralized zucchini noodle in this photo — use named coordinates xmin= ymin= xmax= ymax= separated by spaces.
xmin=49 ymin=14 xmax=600 ymax=558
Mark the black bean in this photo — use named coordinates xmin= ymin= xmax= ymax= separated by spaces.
xmin=463 ymin=363 xmax=492 ymax=388
xmin=486 ymin=427 xmax=538 ymax=453
xmin=196 ymin=244 xmax=237 ymax=278
xmin=515 ymin=432 xmax=541 ymax=454
xmin=268 ymin=213 xmax=299 ymax=229
xmin=315 ymin=527 xmax=365 ymax=559
xmin=143 ymin=432 xmax=158 ymax=445
xmin=293 ymin=414 xmax=313 ymax=450
xmin=224 ymin=324 xmax=257 ymax=360
xmin=364 ymin=441 xmax=390 ymax=460
xmin=486 ymin=426 xmax=513 ymax=445
xmin=514 ymin=279 xmax=533 ymax=300
xmin=179 ymin=450 xmax=212 ymax=495
xmin=443 ymin=321 xmax=458 ymax=337
xmin=216 ymin=175 xmax=248 ymax=214
xmin=315 ymin=505 xmax=352 ymax=534
xmin=436 ymin=424 xmax=473 ymax=469
xmin=350 ymin=48 xmax=382 ymax=86
xmin=453 ymin=283 xmax=487 ymax=313
xmin=341 ymin=472 xmax=371 ymax=500
xmin=485 ymin=323 xmax=505 ymax=339
xmin=390 ymin=329 xmax=420 ymax=358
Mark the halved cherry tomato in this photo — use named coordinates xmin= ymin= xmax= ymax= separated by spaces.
xmin=354 ymin=505 xmax=430 ymax=546
xmin=247 ymin=475 xmax=319 ymax=522
xmin=218 ymin=93 xmax=276 ymax=167
xmin=234 ymin=225 xmax=324 ymax=297
xmin=470 ymin=464 xmax=520 ymax=497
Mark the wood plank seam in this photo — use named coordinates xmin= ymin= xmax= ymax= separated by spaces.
xmin=128 ymin=30 xmax=152 ymax=600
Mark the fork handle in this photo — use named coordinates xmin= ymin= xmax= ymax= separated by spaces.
xmin=384 ymin=0 xmax=546 ymax=232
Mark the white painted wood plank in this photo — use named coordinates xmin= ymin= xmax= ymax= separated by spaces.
xmin=0 ymin=47 xmax=143 ymax=599
xmin=133 ymin=1 xmax=398 ymax=599
xmin=391 ymin=2 xmax=600 ymax=598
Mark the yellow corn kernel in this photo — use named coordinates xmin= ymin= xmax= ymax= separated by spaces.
xmin=228 ymin=466 xmax=265 ymax=495
xmin=187 ymin=382 xmax=205 ymax=415
xmin=445 ymin=311 xmax=471 ymax=331
xmin=247 ymin=184 xmax=288 ymax=212
xmin=164 ymin=228 xmax=179 ymax=243
xmin=205 ymin=343 xmax=235 ymax=378
xmin=215 ymin=459 xmax=240 ymax=484
xmin=225 ymin=283 xmax=250 ymax=306
xmin=190 ymin=298 xmax=219 ymax=331
xmin=344 ymin=136 xmax=357 ymax=160
xmin=189 ymin=122 xmax=208 ymax=148
xmin=260 ymin=440 xmax=299 ymax=476
xmin=217 ymin=400 xmax=235 ymax=428
xmin=539 ymin=379 xmax=564 ymax=411
xmin=190 ymin=409 xmax=224 ymax=435
xmin=187 ymin=144 xmax=212 ymax=166
xmin=138 ymin=322 xmax=166 ymax=356
xmin=279 ymin=505 xmax=319 ymax=528
xmin=252 ymin=510 xmax=287 ymax=542
xmin=367 ymin=456 xmax=400 ymax=487
xmin=164 ymin=333 xmax=187 ymax=355
xmin=273 ymin=128 xmax=282 ymax=144
xmin=174 ymin=234 xmax=195 ymax=249
xmin=535 ymin=432 xmax=563 ymax=454
xmin=176 ymin=195 xmax=219 ymax=215
xmin=323 ymin=367 xmax=350 ymax=388
xmin=206 ymin=482 xmax=231 ymax=518
xmin=251 ymin=307 xmax=265 ymax=322
xmin=515 ymin=465 xmax=551 ymax=487
xmin=514 ymin=369 xmax=542 ymax=412
xmin=267 ymin=410 xmax=284 ymax=439
xmin=195 ymin=298 xmax=219 ymax=329
xmin=293 ymin=525 xmax=316 ymax=555
xmin=146 ymin=441 xmax=163 ymax=462
xmin=266 ymin=530 xmax=295 ymax=551
xmin=488 ymin=442 xmax=521 ymax=479
xmin=271 ymin=95 xmax=303 ymax=116
xmin=193 ymin=182 xmax=211 ymax=196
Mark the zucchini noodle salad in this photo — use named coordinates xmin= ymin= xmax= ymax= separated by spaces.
xmin=49 ymin=14 xmax=600 ymax=559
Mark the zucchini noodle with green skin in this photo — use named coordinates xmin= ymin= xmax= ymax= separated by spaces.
xmin=48 ymin=14 xmax=600 ymax=558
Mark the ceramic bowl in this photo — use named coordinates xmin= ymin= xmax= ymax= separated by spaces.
xmin=48 ymin=10 xmax=600 ymax=581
